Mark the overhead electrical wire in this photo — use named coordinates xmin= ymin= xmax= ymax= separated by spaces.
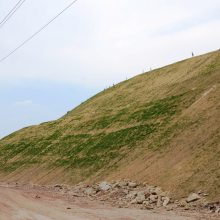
xmin=0 ymin=0 xmax=25 ymax=27
xmin=0 ymin=0 xmax=79 ymax=63
xmin=0 ymin=0 xmax=26 ymax=28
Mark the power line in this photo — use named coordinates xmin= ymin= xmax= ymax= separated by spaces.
xmin=0 ymin=0 xmax=79 ymax=63
xmin=0 ymin=0 xmax=26 ymax=28
xmin=0 ymin=0 xmax=24 ymax=26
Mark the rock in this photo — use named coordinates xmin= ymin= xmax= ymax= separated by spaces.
xmin=51 ymin=180 xmax=220 ymax=213
xmin=126 ymin=191 xmax=137 ymax=200
xmin=215 ymin=207 xmax=220 ymax=213
xmin=128 ymin=182 xmax=138 ymax=188
xmin=84 ymin=187 xmax=97 ymax=195
xmin=186 ymin=193 xmax=201 ymax=203
xmin=144 ymin=191 xmax=151 ymax=199
xmin=178 ymin=200 xmax=187 ymax=208
xmin=118 ymin=181 xmax=128 ymax=188
xmin=157 ymin=196 xmax=162 ymax=207
xmin=143 ymin=200 xmax=150 ymax=206
xmin=123 ymin=189 xmax=129 ymax=195
xmin=163 ymin=197 xmax=170 ymax=207
xmin=136 ymin=194 xmax=146 ymax=204
xmin=143 ymin=200 xmax=154 ymax=210
xmin=130 ymin=199 xmax=137 ymax=204
xmin=98 ymin=182 xmax=111 ymax=191
xmin=148 ymin=186 xmax=156 ymax=194
xmin=166 ymin=206 xmax=173 ymax=211
xmin=154 ymin=187 xmax=163 ymax=196
xmin=149 ymin=194 xmax=158 ymax=203
xmin=130 ymin=192 xmax=146 ymax=204
xmin=143 ymin=201 xmax=154 ymax=210
xmin=54 ymin=184 xmax=63 ymax=189
xmin=205 ymin=203 xmax=216 ymax=212
xmin=174 ymin=200 xmax=179 ymax=205
xmin=112 ymin=182 xmax=120 ymax=188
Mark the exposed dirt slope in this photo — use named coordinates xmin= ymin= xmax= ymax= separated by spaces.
xmin=0 ymin=50 xmax=219 ymax=199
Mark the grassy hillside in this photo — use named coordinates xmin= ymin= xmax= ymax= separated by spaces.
xmin=0 ymin=50 xmax=219 ymax=199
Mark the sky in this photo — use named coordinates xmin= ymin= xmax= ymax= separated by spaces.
xmin=0 ymin=0 xmax=220 ymax=138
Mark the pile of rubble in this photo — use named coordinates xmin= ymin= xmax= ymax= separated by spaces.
xmin=53 ymin=180 xmax=220 ymax=214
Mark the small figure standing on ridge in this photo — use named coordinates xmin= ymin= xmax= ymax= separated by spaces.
xmin=192 ymin=52 xmax=194 ymax=57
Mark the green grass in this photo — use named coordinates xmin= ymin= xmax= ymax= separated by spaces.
xmin=0 ymin=93 xmax=187 ymax=173
xmin=128 ymin=94 xmax=185 ymax=122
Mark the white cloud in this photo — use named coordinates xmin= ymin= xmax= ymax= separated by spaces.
xmin=14 ymin=100 xmax=33 ymax=107
xmin=0 ymin=0 xmax=219 ymax=88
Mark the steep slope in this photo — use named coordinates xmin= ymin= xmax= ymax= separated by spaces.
xmin=0 ymin=50 xmax=219 ymax=199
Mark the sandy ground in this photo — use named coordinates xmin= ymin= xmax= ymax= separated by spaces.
xmin=0 ymin=186 xmax=217 ymax=220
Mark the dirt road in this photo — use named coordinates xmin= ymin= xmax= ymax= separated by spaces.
xmin=0 ymin=186 xmax=216 ymax=220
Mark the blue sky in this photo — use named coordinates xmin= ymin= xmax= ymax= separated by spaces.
xmin=0 ymin=0 xmax=220 ymax=138
xmin=0 ymin=79 xmax=99 ymax=138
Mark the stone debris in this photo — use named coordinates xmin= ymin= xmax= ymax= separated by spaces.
xmin=35 ymin=180 xmax=219 ymax=215
xmin=163 ymin=196 xmax=170 ymax=207
xmin=54 ymin=184 xmax=63 ymax=189
xmin=126 ymin=191 xmax=137 ymax=200
xmin=186 ymin=193 xmax=201 ymax=203
xmin=157 ymin=195 xmax=162 ymax=207
xmin=149 ymin=194 xmax=158 ymax=203
xmin=204 ymin=201 xmax=220 ymax=214
xmin=84 ymin=187 xmax=97 ymax=196
xmin=128 ymin=182 xmax=138 ymax=188
xmin=98 ymin=182 xmax=112 ymax=191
